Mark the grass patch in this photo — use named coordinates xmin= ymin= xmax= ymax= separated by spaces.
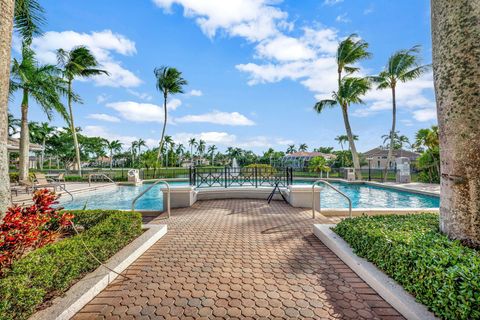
xmin=333 ymin=214 xmax=480 ymax=320
xmin=0 ymin=210 xmax=142 ymax=320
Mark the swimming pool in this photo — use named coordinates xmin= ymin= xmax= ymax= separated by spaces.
xmin=60 ymin=181 xmax=439 ymax=210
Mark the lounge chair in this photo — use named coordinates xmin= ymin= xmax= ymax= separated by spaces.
xmin=33 ymin=173 xmax=66 ymax=191
xmin=19 ymin=179 xmax=35 ymax=193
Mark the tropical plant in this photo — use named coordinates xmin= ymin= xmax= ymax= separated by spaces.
xmin=298 ymin=143 xmax=308 ymax=152
xmin=314 ymin=77 xmax=370 ymax=179
xmin=381 ymin=131 xmax=410 ymax=150
xmin=164 ymin=135 xmax=173 ymax=167
xmin=197 ymin=139 xmax=206 ymax=158
xmin=371 ymin=46 xmax=430 ymax=181
xmin=106 ymin=140 xmax=123 ymax=169
xmin=335 ymin=134 xmax=358 ymax=151
xmin=208 ymin=145 xmax=217 ymax=165
xmin=56 ymin=46 xmax=108 ymax=176
xmin=188 ymin=138 xmax=197 ymax=159
xmin=7 ymin=113 xmax=20 ymax=137
xmin=29 ymin=122 xmax=54 ymax=170
xmin=286 ymin=144 xmax=296 ymax=154
xmin=10 ymin=47 xmax=68 ymax=181
xmin=154 ymin=66 xmax=187 ymax=161
xmin=130 ymin=140 xmax=138 ymax=166
xmin=336 ymin=34 xmax=371 ymax=86
xmin=415 ymin=125 xmax=439 ymax=150
xmin=136 ymin=138 xmax=146 ymax=158
xmin=432 ymin=0 xmax=479 ymax=247
xmin=308 ymin=156 xmax=331 ymax=176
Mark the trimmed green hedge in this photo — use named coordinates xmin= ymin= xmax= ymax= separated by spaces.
xmin=0 ymin=210 xmax=142 ymax=320
xmin=334 ymin=214 xmax=480 ymax=320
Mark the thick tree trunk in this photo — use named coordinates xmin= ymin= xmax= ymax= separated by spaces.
xmin=68 ymin=81 xmax=82 ymax=176
xmin=19 ymin=90 xmax=29 ymax=181
xmin=383 ymin=85 xmax=397 ymax=182
xmin=157 ymin=93 xmax=168 ymax=161
xmin=0 ymin=0 xmax=15 ymax=216
xmin=341 ymin=105 xmax=362 ymax=180
xmin=432 ymin=0 xmax=480 ymax=248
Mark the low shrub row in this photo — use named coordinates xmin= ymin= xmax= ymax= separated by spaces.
xmin=334 ymin=214 xmax=480 ymax=320
xmin=0 ymin=209 xmax=142 ymax=320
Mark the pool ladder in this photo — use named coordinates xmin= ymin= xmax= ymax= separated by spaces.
xmin=312 ymin=180 xmax=352 ymax=219
xmin=131 ymin=179 xmax=171 ymax=220
xmin=88 ymin=173 xmax=117 ymax=186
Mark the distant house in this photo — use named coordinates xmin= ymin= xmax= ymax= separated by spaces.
xmin=281 ymin=152 xmax=336 ymax=169
xmin=7 ymin=138 xmax=43 ymax=169
xmin=362 ymin=147 xmax=420 ymax=169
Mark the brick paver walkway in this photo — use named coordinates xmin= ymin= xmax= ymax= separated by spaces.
xmin=74 ymin=199 xmax=403 ymax=319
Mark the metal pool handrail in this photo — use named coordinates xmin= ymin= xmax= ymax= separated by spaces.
xmin=88 ymin=173 xmax=116 ymax=186
xmin=312 ymin=179 xmax=352 ymax=219
xmin=131 ymin=180 xmax=171 ymax=219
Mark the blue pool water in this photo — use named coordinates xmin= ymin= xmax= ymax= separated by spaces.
xmin=60 ymin=181 xmax=439 ymax=210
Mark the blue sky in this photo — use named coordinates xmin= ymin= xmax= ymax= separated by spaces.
xmin=9 ymin=0 xmax=436 ymax=153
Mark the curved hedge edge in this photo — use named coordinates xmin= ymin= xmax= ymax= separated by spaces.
xmin=0 ymin=210 xmax=142 ymax=320
xmin=333 ymin=214 xmax=480 ymax=320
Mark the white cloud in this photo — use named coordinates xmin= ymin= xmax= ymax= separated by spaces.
xmin=353 ymin=73 xmax=436 ymax=122
xmin=87 ymin=113 xmax=121 ymax=123
xmin=105 ymin=99 xmax=182 ymax=123
xmin=96 ymin=94 xmax=108 ymax=104
xmin=83 ymin=125 xmax=135 ymax=147
xmin=323 ymin=0 xmax=343 ymax=5
xmin=335 ymin=13 xmax=350 ymax=23
xmin=167 ymin=98 xmax=182 ymax=110
xmin=256 ymin=35 xmax=315 ymax=61
xmin=152 ymin=0 xmax=289 ymax=41
xmin=173 ymin=131 xmax=237 ymax=145
xmin=172 ymin=131 xmax=292 ymax=149
xmin=176 ymin=111 xmax=255 ymax=126
xmin=187 ymin=89 xmax=203 ymax=96
xmin=127 ymin=89 xmax=153 ymax=101
xmin=31 ymin=30 xmax=142 ymax=88
xmin=106 ymin=101 xmax=166 ymax=123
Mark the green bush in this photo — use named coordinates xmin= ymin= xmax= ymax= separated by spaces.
xmin=0 ymin=210 xmax=142 ymax=320
xmin=334 ymin=214 xmax=480 ymax=320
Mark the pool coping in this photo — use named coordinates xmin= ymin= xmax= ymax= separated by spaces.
xmin=313 ymin=224 xmax=438 ymax=320
xmin=29 ymin=223 xmax=167 ymax=320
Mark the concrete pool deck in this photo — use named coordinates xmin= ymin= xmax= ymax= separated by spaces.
xmin=73 ymin=199 xmax=405 ymax=319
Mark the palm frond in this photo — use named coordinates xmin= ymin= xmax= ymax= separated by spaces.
xmin=314 ymin=99 xmax=337 ymax=113
xmin=14 ymin=0 xmax=45 ymax=44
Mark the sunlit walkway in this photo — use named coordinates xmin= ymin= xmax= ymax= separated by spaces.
xmin=74 ymin=199 xmax=403 ymax=319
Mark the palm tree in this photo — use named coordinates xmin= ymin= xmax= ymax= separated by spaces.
xmin=336 ymin=34 xmax=371 ymax=87
xmin=164 ymin=135 xmax=173 ymax=167
xmin=286 ymin=145 xmax=296 ymax=154
xmin=208 ymin=145 xmax=217 ymax=165
xmin=298 ymin=143 xmax=308 ymax=152
xmin=415 ymin=126 xmax=438 ymax=150
xmin=188 ymin=138 xmax=197 ymax=159
xmin=432 ymin=0 xmax=480 ymax=247
xmin=7 ymin=113 xmax=20 ymax=137
xmin=106 ymin=140 xmax=122 ymax=169
xmin=10 ymin=47 xmax=68 ymax=181
xmin=35 ymin=122 xmax=55 ymax=170
xmin=314 ymin=77 xmax=370 ymax=179
xmin=130 ymin=141 xmax=138 ymax=166
xmin=154 ymin=66 xmax=187 ymax=161
xmin=136 ymin=138 xmax=146 ymax=157
xmin=335 ymin=134 xmax=358 ymax=151
xmin=197 ymin=139 xmax=206 ymax=159
xmin=371 ymin=46 xmax=430 ymax=181
xmin=308 ymin=156 xmax=331 ymax=177
xmin=175 ymin=143 xmax=185 ymax=165
xmin=56 ymin=46 xmax=108 ymax=176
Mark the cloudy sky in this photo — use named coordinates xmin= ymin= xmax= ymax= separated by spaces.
xmin=9 ymin=0 xmax=436 ymax=153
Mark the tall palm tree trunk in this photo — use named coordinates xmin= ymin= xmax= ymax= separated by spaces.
xmin=341 ymin=105 xmax=361 ymax=180
xmin=0 ymin=0 xmax=15 ymax=215
xmin=40 ymin=138 xmax=46 ymax=170
xmin=432 ymin=0 xmax=480 ymax=248
xmin=68 ymin=81 xmax=82 ymax=176
xmin=383 ymin=85 xmax=397 ymax=182
xmin=157 ymin=93 xmax=167 ymax=161
xmin=110 ymin=150 xmax=113 ymax=170
xmin=19 ymin=90 xmax=30 ymax=181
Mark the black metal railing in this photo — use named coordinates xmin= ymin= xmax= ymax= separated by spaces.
xmin=189 ymin=167 xmax=293 ymax=188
